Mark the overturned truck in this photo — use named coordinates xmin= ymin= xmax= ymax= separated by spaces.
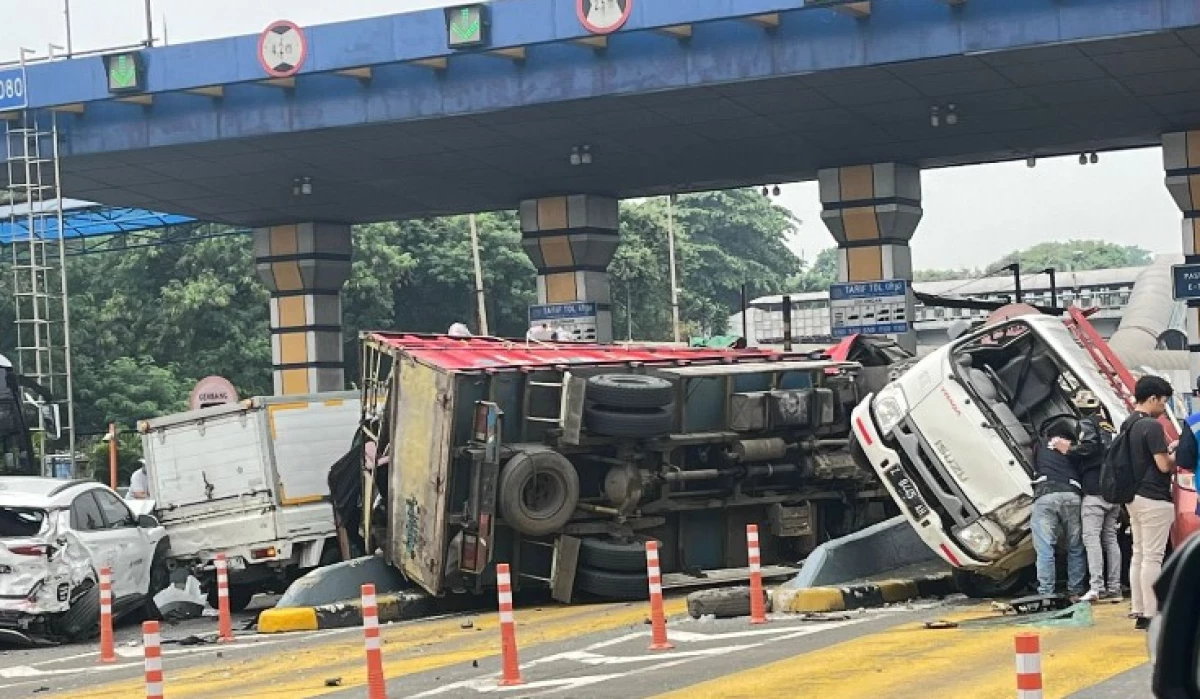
xmin=332 ymin=334 xmax=899 ymax=601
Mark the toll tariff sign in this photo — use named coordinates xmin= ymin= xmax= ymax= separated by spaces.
xmin=1172 ymin=264 xmax=1200 ymax=300
xmin=529 ymin=302 xmax=598 ymax=342
xmin=0 ymin=67 xmax=28 ymax=112
xmin=829 ymin=279 xmax=911 ymax=338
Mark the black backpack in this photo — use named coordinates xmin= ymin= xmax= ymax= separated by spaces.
xmin=1099 ymin=414 xmax=1146 ymax=505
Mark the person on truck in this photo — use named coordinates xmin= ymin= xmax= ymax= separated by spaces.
xmin=127 ymin=458 xmax=149 ymax=500
xmin=1067 ymin=391 xmax=1120 ymax=603
xmin=1031 ymin=420 xmax=1088 ymax=599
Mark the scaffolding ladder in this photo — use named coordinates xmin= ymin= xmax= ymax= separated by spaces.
xmin=3 ymin=109 xmax=76 ymax=471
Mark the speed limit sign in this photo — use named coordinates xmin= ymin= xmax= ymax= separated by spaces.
xmin=258 ymin=20 xmax=307 ymax=78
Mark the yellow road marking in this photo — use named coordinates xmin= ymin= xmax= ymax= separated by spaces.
xmin=653 ymin=604 xmax=1147 ymax=699
xmin=61 ymin=598 xmax=686 ymax=699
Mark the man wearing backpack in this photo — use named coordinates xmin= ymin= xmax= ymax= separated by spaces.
xmin=1069 ymin=391 xmax=1121 ymax=603
xmin=1115 ymin=375 xmax=1178 ymax=630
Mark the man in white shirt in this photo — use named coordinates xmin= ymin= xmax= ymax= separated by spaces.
xmin=127 ymin=458 xmax=149 ymax=500
xmin=526 ymin=323 xmax=554 ymax=342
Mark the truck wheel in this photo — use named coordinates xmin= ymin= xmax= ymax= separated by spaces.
xmin=587 ymin=374 xmax=673 ymax=410
xmin=498 ymin=451 xmax=580 ymax=537
xmin=579 ymin=536 xmax=657 ymax=573
xmin=575 ymin=567 xmax=647 ymax=601
xmin=206 ymin=583 xmax=257 ymax=613
xmin=585 ymin=405 xmax=673 ymax=439
xmin=952 ymin=567 xmax=1033 ymax=599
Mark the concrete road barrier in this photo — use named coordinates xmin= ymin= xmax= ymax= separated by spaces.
xmin=258 ymin=590 xmax=434 ymax=634
xmin=774 ymin=573 xmax=956 ymax=614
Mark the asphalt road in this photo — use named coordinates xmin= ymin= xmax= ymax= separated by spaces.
xmin=0 ymin=594 xmax=1155 ymax=698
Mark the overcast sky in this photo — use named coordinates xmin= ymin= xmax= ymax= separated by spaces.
xmin=0 ymin=0 xmax=1183 ymax=271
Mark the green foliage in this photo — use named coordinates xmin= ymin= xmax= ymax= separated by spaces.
xmin=983 ymin=240 xmax=1151 ymax=275
xmin=86 ymin=431 xmax=143 ymax=486
xmin=0 ymin=189 xmax=803 ymax=438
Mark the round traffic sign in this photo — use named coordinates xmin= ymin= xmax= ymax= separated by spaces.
xmin=258 ymin=20 xmax=307 ymax=78
xmin=577 ymin=0 xmax=631 ymax=35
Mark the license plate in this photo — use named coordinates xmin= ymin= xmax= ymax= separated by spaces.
xmin=883 ymin=463 xmax=932 ymax=520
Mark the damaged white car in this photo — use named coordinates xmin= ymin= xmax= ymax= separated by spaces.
xmin=0 ymin=477 xmax=169 ymax=644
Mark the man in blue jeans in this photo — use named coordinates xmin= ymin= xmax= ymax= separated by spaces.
xmin=1031 ymin=419 xmax=1088 ymax=598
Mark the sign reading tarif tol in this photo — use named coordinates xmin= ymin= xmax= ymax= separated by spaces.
xmin=1172 ymin=264 xmax=1200 ymax=300
xmin=258 ymin=20 xmax=308 ymax=78
xmin=446 ymin=5 xmax=488 ymax=49
xmin=829 ymin=279 xmax=911 ymax=338
xmin=0 ymin=67 xmax=27 ymax=112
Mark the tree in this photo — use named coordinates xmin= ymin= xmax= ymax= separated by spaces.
xmin=612 ymin=191 xmax=803 ymax=338
xmin=983 ymin=240 xmax=1150 ymax=275
xmin=791 ymin=248 xmax=839 ymax=292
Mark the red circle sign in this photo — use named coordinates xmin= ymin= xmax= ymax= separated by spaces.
xmin=189 ymin=376 xmax=239 ymax=411
xmin=577 ymin=0 xmax=632 ymax=35
xmin=258 ymin=20 xmax=307 ymax=78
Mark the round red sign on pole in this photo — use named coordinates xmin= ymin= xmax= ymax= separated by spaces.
xmin=577 ymin=0 xmax=632 ymax=35
xmin=189 ymin=376 xmax=239 ymax=411
xmin=258 ymin=20 xmax=308 ymax=78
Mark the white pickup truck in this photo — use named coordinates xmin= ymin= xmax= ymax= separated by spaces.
xmin=850 ymin=313 xmax=1130 ymax=597
xmin=139 ymin=392 xmax=359 ymax=610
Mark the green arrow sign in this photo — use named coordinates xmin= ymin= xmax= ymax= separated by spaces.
xmin=446 ymin=5 xmax=487 ymax=48
xmin=104 ymin=52 xmax=145 ymax=94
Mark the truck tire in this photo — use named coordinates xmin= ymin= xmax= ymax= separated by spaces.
xmin=585 ymin=405 xmax=673 ymax=439
xmin=575 ymin=566 xmax=647 ymax=601
xmin=579 ymin=536 xmax=658 ymax=573
xmin=587 ymin=374 xmax=673 ymax=410
xmin=498 ymin=451 xmax=580 ymax=537
xmin=207 ymin=583 xmax=257 ymax=613
xmin=952 ymin=567 xmax=1033 ymax=599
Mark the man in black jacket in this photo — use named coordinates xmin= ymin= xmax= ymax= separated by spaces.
xmin=1031 ymin=417 xmax=1089 ymax=598
xmin=1067 ymin=391 xmax=1120 ymax=602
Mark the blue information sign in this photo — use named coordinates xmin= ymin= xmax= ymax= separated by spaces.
xmin=1172 ymin=264 xmax=1200 ymax=300
xmin=0 ymin=67 xmax=28 ymax=112
xmin=828 ymin=278 xmax=911 ymax=338
xmin=529 ymin=302 xmax=597 ymax=322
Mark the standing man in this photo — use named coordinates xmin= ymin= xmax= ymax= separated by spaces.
xmin=127 ymin=458 xmax=149 ymax=500
xmin=1031 ymin=420 xmax=1089 ymax=599
xmin=1125 ymin=375 xmax=1178 ymax=630
xmin=1068 ymin=391 xmax=1120 ymax=602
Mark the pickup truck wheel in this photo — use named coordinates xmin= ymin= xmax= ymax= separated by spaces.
xmin=575 ymin=567 xmax=647 ymax=601
xmin=587 ymin=374 xmax=674 ymax=410
xmin=579 ymin=536 xmax=657 ymax=572
xmin=206 ymin=583 xmax=257 ymax=613
xmin=585 ymin=405 xmax=673 ymax=439
xmin=499 ymin=451 xmax=580 ymax=537
xmin=952 ymin=567 xmax=1033 ymax=599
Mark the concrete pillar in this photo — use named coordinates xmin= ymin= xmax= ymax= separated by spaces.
xmin=253 ymin=223 xmax=352 ymax=395
xmin=818 ymin=163 xmax=923 ymax=353
xmin=1163 ymin=131 xmax=1200 ymax=381
xmin=519 ymin=195 xmax=619 ymax=343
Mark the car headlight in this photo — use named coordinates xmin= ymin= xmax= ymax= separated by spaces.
xmin=872 ymin=383 xmax=909 ymax=436
xmin=954 ymin=521 xmax=997 ymax=558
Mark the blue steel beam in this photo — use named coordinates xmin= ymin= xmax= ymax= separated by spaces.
xmin=35 ymin=0 xmax=1200 ymax=159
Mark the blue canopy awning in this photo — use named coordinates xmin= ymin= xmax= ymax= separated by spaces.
xmin=0 ymin=199 xmax=194 ymax=244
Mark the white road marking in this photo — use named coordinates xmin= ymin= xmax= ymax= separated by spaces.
xmin=412 ymin=615 xmax=877 ymax=697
